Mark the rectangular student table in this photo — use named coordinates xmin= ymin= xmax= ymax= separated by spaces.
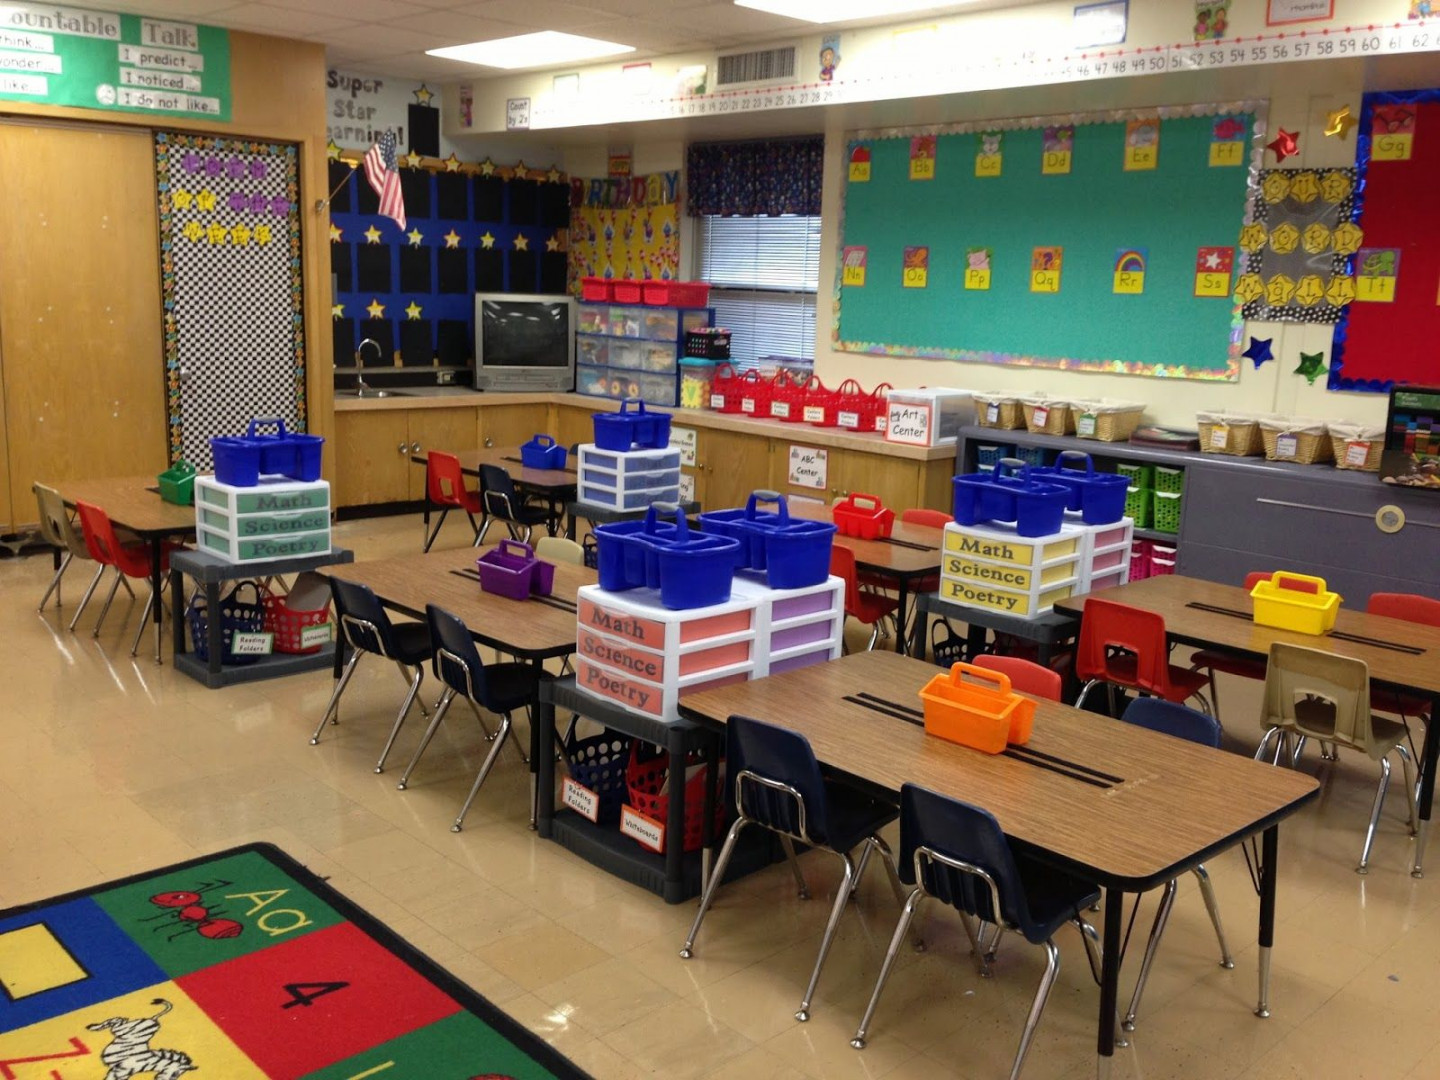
xmin=1055 ymin=574 xmax=1440 ymax=879
xmin=58 ymin=475 xmax=198 ymax=664
xmin=412 ymin=445 xmax=577 ymax=538
xmin=678 ymin=651 xmax=1319 ymax=1079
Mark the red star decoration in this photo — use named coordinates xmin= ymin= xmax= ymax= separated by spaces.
xmin=1266 ymin=129 xmax=1299 ymax=162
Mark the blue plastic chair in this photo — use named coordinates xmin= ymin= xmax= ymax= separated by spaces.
xmin=681 ymin=715 xmax=907 ymax=1024
xmin=312 ymin=578 xmax=434 ymax=774
xmin=478 ymin=463 xmax=555 ymax=546
xmin=396 ymin=604 xmax=540 ymax=832
xmin=1118 ymin=698 xmax=1234 ymax=1035
xmin=851 ymin=784 xmax=1101 ymax=1080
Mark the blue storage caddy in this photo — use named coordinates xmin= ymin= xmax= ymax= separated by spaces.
xmin=211 ymin=437 xmax=262 ymax=487
xmin=952 ymin=459 xmax=1069 ymax=538
xmin=520 ymin=434 xmax=567 ymax=470
xmin=595 ymin=504 xmax=739 ymax=608
xmin=592 ymin=399 xmax=673 ymax=451
xmin=1034 ymin=450 xmax=1129 ymax=525
xmin=212 ymin=419 xmax=324 ymax=486
xmin=699 ymin=491 xmax=836 ymax=589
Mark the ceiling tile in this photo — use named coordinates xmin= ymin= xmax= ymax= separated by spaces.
xmin=281 ymin=0 xmax=433 ymax=20
xmin=106 ymin=0 xmax=243 ymax=15
xmin=445 ymin=0 xmax=625 ymax=32
xmin=383 ymin=10 xmax=525 ymax=40
xmin=209 ymin=3 xmax=360 ymax=35
xmin=575 ymin=0 xmax=717 ymax=15
xmin=320 ymin=22 xmax=449 ymax=51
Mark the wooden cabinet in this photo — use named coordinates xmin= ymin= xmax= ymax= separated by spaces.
xmin=692 ymin=428 xmax=774 ymax=510
xmin=551 ymin=404 xmax=599 ymax=453
xmin=335 ymin=407 xmax=479 ymax=506
xmin=771 ymin=442 xmax=948 ymax=512
xmin=407 ymin=408 xmax=481 ymax=499
xmin=479 ymin=403 xmax=546 ymax=449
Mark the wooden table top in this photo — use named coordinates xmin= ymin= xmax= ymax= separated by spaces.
xmin=1055 ymin=575 xmax=1440 ymax=698
xmin=786 ymin=501 xmax=944 ymax=578
xmin=57 ymin=476 xmax=196 ymax=536
xmin=318 ymin=546 xmax=593 ymax=660
xmin=414 ymin=447 xmax=578 ymax=491
xmin=679 ymin=651 xmax=1318 ymax=890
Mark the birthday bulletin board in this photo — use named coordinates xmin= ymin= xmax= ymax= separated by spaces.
xmin=567 ymin=171 xmax=681 ymax=293
xmin=833 ymin=104 xmax=1264 ymax=381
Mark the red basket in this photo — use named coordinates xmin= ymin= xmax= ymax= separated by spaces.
xmin=833 ymin=378 xmax=870 ymax=431
xmin=612 ymin=279 xmax=643 ymax=303
xmin=261 ymin=584 xmax=332 ymax=655
xmin=643 ymin=280 xmax=711 ymax=307
xmin=867 ymin=382 xmax=893 ymax=433
xmin=625 ymin=746 xmax=725 ymax=854
xmin=581 ymin=276 xmax=611 ymax=302
xmin=710 ymin=362 xmax=744 ymax=413
xmin=767 ymin=371 xmax=807 ymax=423
xmin=736 ymin=370 xmax=769 ymax=417
xmin=833 ymin=493 xmax=895 ymax=540
xmin=798 ymin=376 xmax=832 ymax=426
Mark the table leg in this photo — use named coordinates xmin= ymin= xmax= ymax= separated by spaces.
xmin=1096 ymin=887 xmax=1123 ymax=1078
xmin=535 ymin=692 xmax=556 ymax=840
xmin=1256 ymin=825 xmax=1278 ymax=1018
xmin=1412 ymin=695 xmax=1437 ymax=878
xmin=666 ymin=724 xmax=686 ymax=902
xmin=528 ymin=664 xmax=546 ymax=830
xmin=150 ymin=540 xmax=164 ymax=664
xmin=565 ymin=507 xmax=578 ymax=541
xmin=169 ymin=567 xmax=185 ymax=657
xmin=894 ymin=579 xmax=910 ymax=655
xmin=422 ymin=497 xmax=431 ymax=546
xmin=701 ymin=734 xmax=719 ymax=893
xmin=205 ymin=580 xmax=222 ymax=678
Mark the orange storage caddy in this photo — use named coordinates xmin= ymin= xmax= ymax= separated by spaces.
xmin=918 ymin=663 xmax=1036 ymax=754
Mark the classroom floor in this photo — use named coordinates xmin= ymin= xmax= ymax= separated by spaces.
xmin=3 ymin=514 xmax=1439 ymax=1080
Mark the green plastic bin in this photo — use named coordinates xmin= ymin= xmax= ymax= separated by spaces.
xmin=1116 ymin=462 xmax=1154 ymax=489
xmin=1124 ymin=486 xmax=1153 ymax=528
xmin=1153 ymin=491 xmax=1182 ymax=533
xmin=1154 ymin=465 xmax=1185 ymax=495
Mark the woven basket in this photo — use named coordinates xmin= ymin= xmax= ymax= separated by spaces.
xmin=1197 ymin=412 xmax=1265 ymax=456
xmin=1021 ymin=398 xmax=1074 ymax=435
xmin=1328 ymin=422 xmax=1386 ymax=471
xmin=1073 ymin=399 xmax=1146 ymax=442
xmin=1259 ymin=418 xmax=1333 ymax=465
xmin=972 ymin=392 xmax=1028 ymax=430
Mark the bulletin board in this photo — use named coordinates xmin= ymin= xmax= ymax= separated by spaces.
xmin=1328 ymin=89 xmax=1440 ymax=392
xmin=833 ymin=104 xmax=1265 ymax=381
xmin=567 ymin=171 xmax=682 ymax=293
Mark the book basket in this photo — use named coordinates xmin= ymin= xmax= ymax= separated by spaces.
xmin=564 ymin=729 xmax=632 ymax=825
xmin=1197 ymin=413 xmax=1265 ymax=456
xmin=626 ymin=746 xmax=725 ymax=853
xmin=261 ymin=577 xmax=332 ymax=655
xmin=973 ymin=392 xmax=1027 ymax=430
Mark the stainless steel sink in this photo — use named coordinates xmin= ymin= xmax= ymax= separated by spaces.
xmin=337 ymin=389 xmax=412 ymax=398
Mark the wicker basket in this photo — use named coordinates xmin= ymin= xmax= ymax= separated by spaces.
xmin=972 ymin=391 xmax=1028 ymax=430
xmin=1073 ymin=399 xmax=1146 ymax=442
xmin=1327 ymin=421 xmax=1386 ymax=471
xmin=1196 ymin=412 xmax=1266 ymax=456
xmin=1259 ymin=417 xmax=1333 ymax=465
xmin=1021 ymin=397 xmax=1074 ymax=435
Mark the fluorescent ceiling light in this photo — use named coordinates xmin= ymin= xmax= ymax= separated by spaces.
xmin=735 ymin=0 xmax=967 ymax=23
xmin=427 ymin=31 xmax=634 ymax=70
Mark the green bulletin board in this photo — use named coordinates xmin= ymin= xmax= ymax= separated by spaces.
xmin=0 ymin=2 xmax=230 ymax=121
xmin=834 ymin=106 xmax=1262 ymax=381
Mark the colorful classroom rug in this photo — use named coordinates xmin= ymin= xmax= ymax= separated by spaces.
xmin=0 ymin=843 xmax=590 ymax=1080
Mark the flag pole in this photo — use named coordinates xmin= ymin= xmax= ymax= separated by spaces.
xmin=314 ymin=160 xmax=358 ymax=212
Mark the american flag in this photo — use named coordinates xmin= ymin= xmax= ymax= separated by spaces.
xmin=363 ymin=130 xmax=406 ymax=231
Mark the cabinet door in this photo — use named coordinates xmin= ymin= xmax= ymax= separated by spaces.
xmin=831 ymin=448 xmax=925 ymax=510
xmin=481 ymin=403 xmax=548 ymax=449
xmin=695 ymin=429 xmax=773 ymax=510
xmin=334 ymin=412 xmax=411 ymax=506
xmin=553 ymin=405 xmax=598 ymax=452
xmin=407 ymin=408 xmax=480 ymax=499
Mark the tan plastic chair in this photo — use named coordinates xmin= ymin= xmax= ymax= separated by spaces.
xmin=535 ymin=536 xmax=584 ymax=566
xmin=33 ymin=482 xmax=88 ymax=613
xmin=1256 ymin=642 xmax=1417 ymax=874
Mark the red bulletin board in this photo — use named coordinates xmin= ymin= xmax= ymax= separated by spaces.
xmin=1331 ymin=93 xmax=1440 ymax=391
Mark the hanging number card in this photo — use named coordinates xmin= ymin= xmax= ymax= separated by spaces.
xmin=1371 ymin=105 xmax=1415 ymax=161
xmin=1209 ymin=115 xmax=1247 ymax=166
xmin=1124 ymin=117 xmax=1160 ymax=171
xmin=902 ymin=246 xmax=929 ymax=288
xmin=1030 ymin=246 xmax=1063 ymax=293
xmin=1354 ymin=247 xmax=1400 ymax=302
xmin=842 ymin=245 xmax=867 ymax=287
xmin=964 ymin=247 xmax=992 ymax=291
xmin=975 ymin=130 xmax=1002 ymax=177
xmin=788 ymin=445 xmax=828 ymax=490
xmin=1194 ymin=246 xmax=1234 ymax=297
xmin=848 ymin=144 xmax=872 ymax=182
xmin=1113 ymin=248 xmax=1147 ymax=294
xmin=909 ymin=135 xmax=936 ymax=180
xmin=1041 ymin=124 xmax=1074 ymax=175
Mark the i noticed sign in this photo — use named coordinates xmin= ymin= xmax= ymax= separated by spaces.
xmin=0 ymin=2 xmax=231 ymax=119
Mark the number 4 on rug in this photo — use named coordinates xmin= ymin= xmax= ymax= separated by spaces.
xmin=281 ymin=982 xmax=350 ymax=1009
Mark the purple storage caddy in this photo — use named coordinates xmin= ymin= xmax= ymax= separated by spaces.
xmin=477 ymin=540 xmax=544 ymax=600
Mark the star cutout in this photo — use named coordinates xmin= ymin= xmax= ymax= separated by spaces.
xmin=1324 ymin=105 xmax=1358 ymax=139
xmin=1242 ymin=337 xmax=1274 ymax=369
xmin=1202 ymin=249 xmax=1224 ymax=270
xmin=363 ymin=224 xmax=382 ymax=244
xmin=513 ymin=233 xmax=529 ymax=251
xmin=326 ymin=139 xmax=342 ymax=161
xmin=365 ymin=298 xmax=386 ymax=319
xmin=1325 ymin=275 xmax=1356 ymax=307
xmin=413 ymin=83 xmax=434 ymax=106
xmin=328 ymin=222 xmax=343 ymax=243
xmin=1295 ymin=275 xmax=1326 ymax=307
xmin=545 ymin=234 xmax=560 ymax=252
xmin=404 ymin=149 xmax=424 ymax=169
xmin=1266 ymin=129 xmax=1299 ymax=162
xmin=331 ymin=302 xmax=345 ymax=320
xmin=1294 ymin=351 xmax=1326 ymax=385
xmin=407 ymin=227 xmax=424 ymax=247
xmin=513 ymin=160 xmax=527 ymax=179
xmin=443 ymin=229 xmax=461 ymax=249
xmin=479 ymin=159 xmax=496 ymax=176
xmin=546 ymin=167 xmax=563 ymax=183
xmin=443 ymin=153 xmax=461 ymax=173
xmin=404 ymin=300 xmax=423 ymax=321
xmin=479 ymin=231 xmax=496 ymax=249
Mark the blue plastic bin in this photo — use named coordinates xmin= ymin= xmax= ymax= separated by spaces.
xmin=1034 ymin=451 xmax=1129 ymax=525
xmin=247 ymin=418 xmax=295 ymax=474
xmin=592 ymin=399 xmax=673 ymax=451
xmin=699 ymin=491 xmax=836 ymax=589
xmin=952 ymin=460 xmax=1070 ymax=538
xmin=595 ymin=505 xmax=739 ymax=608
xmin=595 ymin=506 xmax=683 ymax=591
xmin=521 ymin=434 xmax=567 ymax=470
xmin=222 ymin=418 xmax=325 ymax=483
xmin=211 ymin=437 xmax=262 ymax=487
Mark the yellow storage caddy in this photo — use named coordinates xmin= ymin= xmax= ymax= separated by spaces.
xmin=1251 ymin=572 xmax=1342 ymax=635
xmin=918 ymin=663 xmax=1035 ymax=754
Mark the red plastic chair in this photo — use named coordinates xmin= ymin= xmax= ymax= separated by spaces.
xmin=424 ymin=451 xmax=483 ymax=552
xmin=75 ymin=501 xmax=183 ymax=655
xmin=1074 ymin=598 xmax=1212 ymax=714
xmin=973 ymin=654 xmax=1062 ymax=702
xmin=832 ymin=546 xmax=898 ymax=652
xmin=1367 ymin=593 xmax=1440 ymax=721
xmin=1188 ymin=572 xmax=1272 ymax=723
xmin=900 ymin=508 xmax=953 ymax=529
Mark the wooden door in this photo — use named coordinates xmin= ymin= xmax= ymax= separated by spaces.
xmin=0 ymin=123 xmax=165 ymax=526
xmin=333 ymin=411 xmax=410 ymax=506
xmin=480 ymin=403 xmax=548 ymax=449
xmin=407 ymin=407 xmax=480 ymax=500
xmin=696 ymin=428 xmax=773 ymax=511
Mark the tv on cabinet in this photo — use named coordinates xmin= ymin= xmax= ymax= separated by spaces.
xmin=473 ymin=293 xmax=575 ymax=392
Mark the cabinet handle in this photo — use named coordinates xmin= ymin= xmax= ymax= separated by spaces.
xmin=411 ymin=441 xmax=421 ymax=453
xmin=483 ymin=437 xmax=494 ymax=448
xmin=398 ymin=443 xmax=407 ymax=455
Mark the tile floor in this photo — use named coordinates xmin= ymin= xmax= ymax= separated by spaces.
xmin=3 ymin=513 xmax=1439 ymax=1079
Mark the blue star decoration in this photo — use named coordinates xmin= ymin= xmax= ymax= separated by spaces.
xmin=1242 ymin=336 xmax=1274 ymax=369
xmin=1294 ymin=350 xmax=1326 ymax=384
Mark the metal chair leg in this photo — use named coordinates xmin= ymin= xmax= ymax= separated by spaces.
xmin=1075 ymin=678 xmax=1100 ymax=710
xmin=475 ymin=515 xmax=494 ymax=546
xmin=38 ymin=551 xmax=73 ymax=611
xmin=92 ymin=569 xmax=125 ymax=637
xmin=68 ymin=563 xmax=106 ymax=631
xmin=1397 ymin=744 xmax=1420 ymax=836
xmin=398 ymin=688 xmax=456 ymax=790
xmin=1194 ymin=864 xmax=1234 ymax=968
xmin=1123 ymin=879 xmax=1177 ymax=1032
xmin=851 ymin=887 xmax=925 ymax=1050
xmin=795 ymin=851 xmax=857 ymax=1022
xmin=866 ymin=622 xmax=881 ymax=651
xmin=451 ymin=711 xmax=512 ymax=831
xmin=376 ymin=664 xmax=425 ymax=773
xmin=868 ymin=835 xmax=924 ymax=950
xmin=393 ymin=661 xmax=431 ymax=721
xmin=313 ymin=650 xmax=363 ymax=743
xmin=1289 ymin=735 xmax=1309 ymax=768
xmin=1255 ymin=726 xmax=1282 ymax=763
xmin=958 ymin=909 xmax=993 ymax=977
xmin=423 ymin=508 xmax=450 ymax=553
xmin=1357 ymin=755 xmax=1392 ymax=874
xmin=128 ymin=583 xmax=157 ymax=657
xmin=681 ymin=817 xmax=749 ymax=958
xmin=1011 ymin=940 xmax=1061 ymax=1080
xmin=779 ymin=835 xmax=810 ymax=899
xmin=466 ymin=697 xmax=498 ymax=741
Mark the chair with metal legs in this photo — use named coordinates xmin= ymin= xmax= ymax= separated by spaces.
xmin=851 ymin=784 xmax=1102 ymax=1080
xmin=34 ymin=482 xmax=123 ymax=616
xmin=1116 ymin=698 xmax=1234 ymax=1035
xmin=311 ymin=578 xmax=435 ymax=774
xmin=396 ymin=604 xmax=539 ymax=832
xmin=74 ymin=502 xmax=182 ymax=655
xmin=1074 ymin=598 xmax=1212 ymax=715
xmin=477 ymin=464 xmax=554 ymax=546
xmin=1256 ymin=642 xmax=1417 ymax=874
xmin=423 ymin=451 xmax=483 ymax=552
xmin=681 ymin=714 xmax=909 ymax=1024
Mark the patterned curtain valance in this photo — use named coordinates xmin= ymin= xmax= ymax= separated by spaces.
xmin=686 ymin=136 xmax=824 ymax=217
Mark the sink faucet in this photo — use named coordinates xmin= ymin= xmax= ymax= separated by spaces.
xmin=355 ymin=338 xmax=381 ymax=396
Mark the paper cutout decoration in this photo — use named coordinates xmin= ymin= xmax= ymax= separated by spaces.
xmin=1194 ymin=247 xmax=1233 ymax=297
xmin=326 ymin=139 xmax=343 ymax=161
xmin=1355 ymin=248 xmax=1400 ymax=302
xmin=1124 ymin=118 xmax=1160 ymax=171
xmin=414 ymin=83 xmax=434 ymax=106
xmin=404 ymin=301 xmax=423 ymax=320
xmin=513 ymin=234 xmax=529 ymax=251
xmin=1042 ymin=125 xmax=1074 ymax=175
xmin=366 ymin=298 xmax=386 ymax=319
xmin=1261 ymin=172 xmax=1291 ymax=204
xmin=848 ymin=144 xmax=872 ymax=183
xmin=975 ymin=131 xmax=1002 ymax=177
xmin=363 ymin=224 xmax=382 ymax=244
xmin=842 ymin=245 xmax=867 ymax=286
xmin=1324 ymin=274 xmax=1356 ymax=306
xmin=1330 ymin=222 xmax=1364 ymax=255
xmin=328 ymin=222 xmax=342 ymax=243
xmin=1210 ymin=115 xmax=1247 ymax=166
xmin=1030 ymin=247 xmax=1063 ymax=293
xmin=1113 ymin=248 xmax=1147 ymax=294
xmin=1371 ymin=105 xmax=1416 ymax=160
xmin=1319 ymin=170 xmax=1353 ymax=202
xmin=1239 ymin=223 xmax=1268 ymax=253
xmin=1242 ymin=166 xmax=1360 ymax=326
xmin=1265 ymin=273 xmax=1296 ymax=306
xmin=1301 ymin=222 xmax=1331 ymax=254
xmin=1294 ymin=350 xmax=1326 ymax=384
xmin=1294 ymin=274 xmax=1325 ymax=306
xmin=902 ymin=246 xmax=929 ymax=288
xmin=1194 ymin=1 xmax=1230 ymax=40
xmin=1242 ymin=336 xmax=1274 ymax=369
xmin=332 ymin=303 xmax=345 ymax=319
xmin=1268 ymin=223 xmax=1300 ymax=255
xmin=1288 ymin=171 xmax=1320 ymax=204
xmin=1266 ymin=129 xmax=1299 ymax=162
xmin=820 ymin=34 xmax=840 ymax=82
xmin=1234 ymin=273 xmax=1265 ymax=303
xmin=442 ymin=229 xmax=461 ymax=249
xmin=964 ymin=247 xmax=992 ymax=290
xmin=1324 ymin=105 xmax=1358 ymax=138
xmin=910 ymin=136 xmax=936 ymax=181
xmin=406 ymin=227 xmax=424 ymax=247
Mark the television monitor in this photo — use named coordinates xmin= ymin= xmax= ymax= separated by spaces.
xmin=1381 ymin=384 xmax=1440 ymax=491
xmin=473 ymin=293 xmax=575 ymax=392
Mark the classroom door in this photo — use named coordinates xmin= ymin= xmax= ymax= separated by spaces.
xmin=0 ymin=122 xmax=166 ymax=529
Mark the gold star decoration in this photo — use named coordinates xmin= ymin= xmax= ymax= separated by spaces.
xmin=1331 ymin=222 xmax=1365 ymax=256
xmin=1294 ymin=350 xmax=1326 ymax=384
xmin=365 ymin=298 xmax=386 ymax=319
xmin=196 ymin=189 xmax=216 ymax=211
xmin=1301 ymin=223 xmax=1332 ymax=255
xmin=1325 ymin=275 xmax=1356 ymax=307
xmin=404 ymin=300 xmax=423 ymax=320
xmin=1288 ymin=171 xmax=1320 ymax=204
xmin=443 ymin=153 xmax=461 ymax=173
xmin=331 ymin=302 xmax=345 ymax=319
xmin=479 ymin=159 xmax=496 ymax=176
xmin=363 ymin=224 xmax=383 ymax=244
xmin=1261 ymin=172 xmax=1291 ymax=204
xmin=513 ymin=160 xmax=527 ymax=179
xmin=1319 ymin=170 xmax=1352 ymax=203
xmin=407 ymin=227 xmax=424 ymax=247
xmin=413 ymin=83 xmax=434 ymax=106
xmin=1265 ymin=273 xmax=1296 ymax=307
xmin=1238 ymin=223 xmax=1268 ymax=253
xmin=1233 ymin=273 xmax=1265 ymax=304
xmin=1324 ymin=105 xmax=1358 ymax=139
xmin=479 ymin=231 xmax=496 ymax=249
xmin=1269 ymin=222 xmax=1300 ymax=255
xmin=546 ymin=167 xmax=563 ymax=183
xmin=326 ymin=139 xmax=342 ymax=161
xmin=328 ymin=222 xmax=343 ymax=243
xmin=443 ymin=229 xmax=462 ymax=249
xmin=171 ymin=189 xmax=193 ymax=210
xmin=1294 ymin=275 xmax=1325 ymax=307
xmin=404 ymin=149 xmax=424 ymax=169
xmin=513 ymin=233 xmax=529 ymax=251
xmin=545 ymin=234 xmax=560 ymax=252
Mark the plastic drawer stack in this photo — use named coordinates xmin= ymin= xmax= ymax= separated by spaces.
xmin=734 ymin=574 xmax=844 ymax=676
xmin=194 ymin=475 xmax=331 ymax=563
xmin=578 ymin=444 xmax=682 ymax=510
xmin=940 ymin=520 xmax=1085 ymax=619
xmin=1073 ymin=516 xmax=1135 ymax=592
